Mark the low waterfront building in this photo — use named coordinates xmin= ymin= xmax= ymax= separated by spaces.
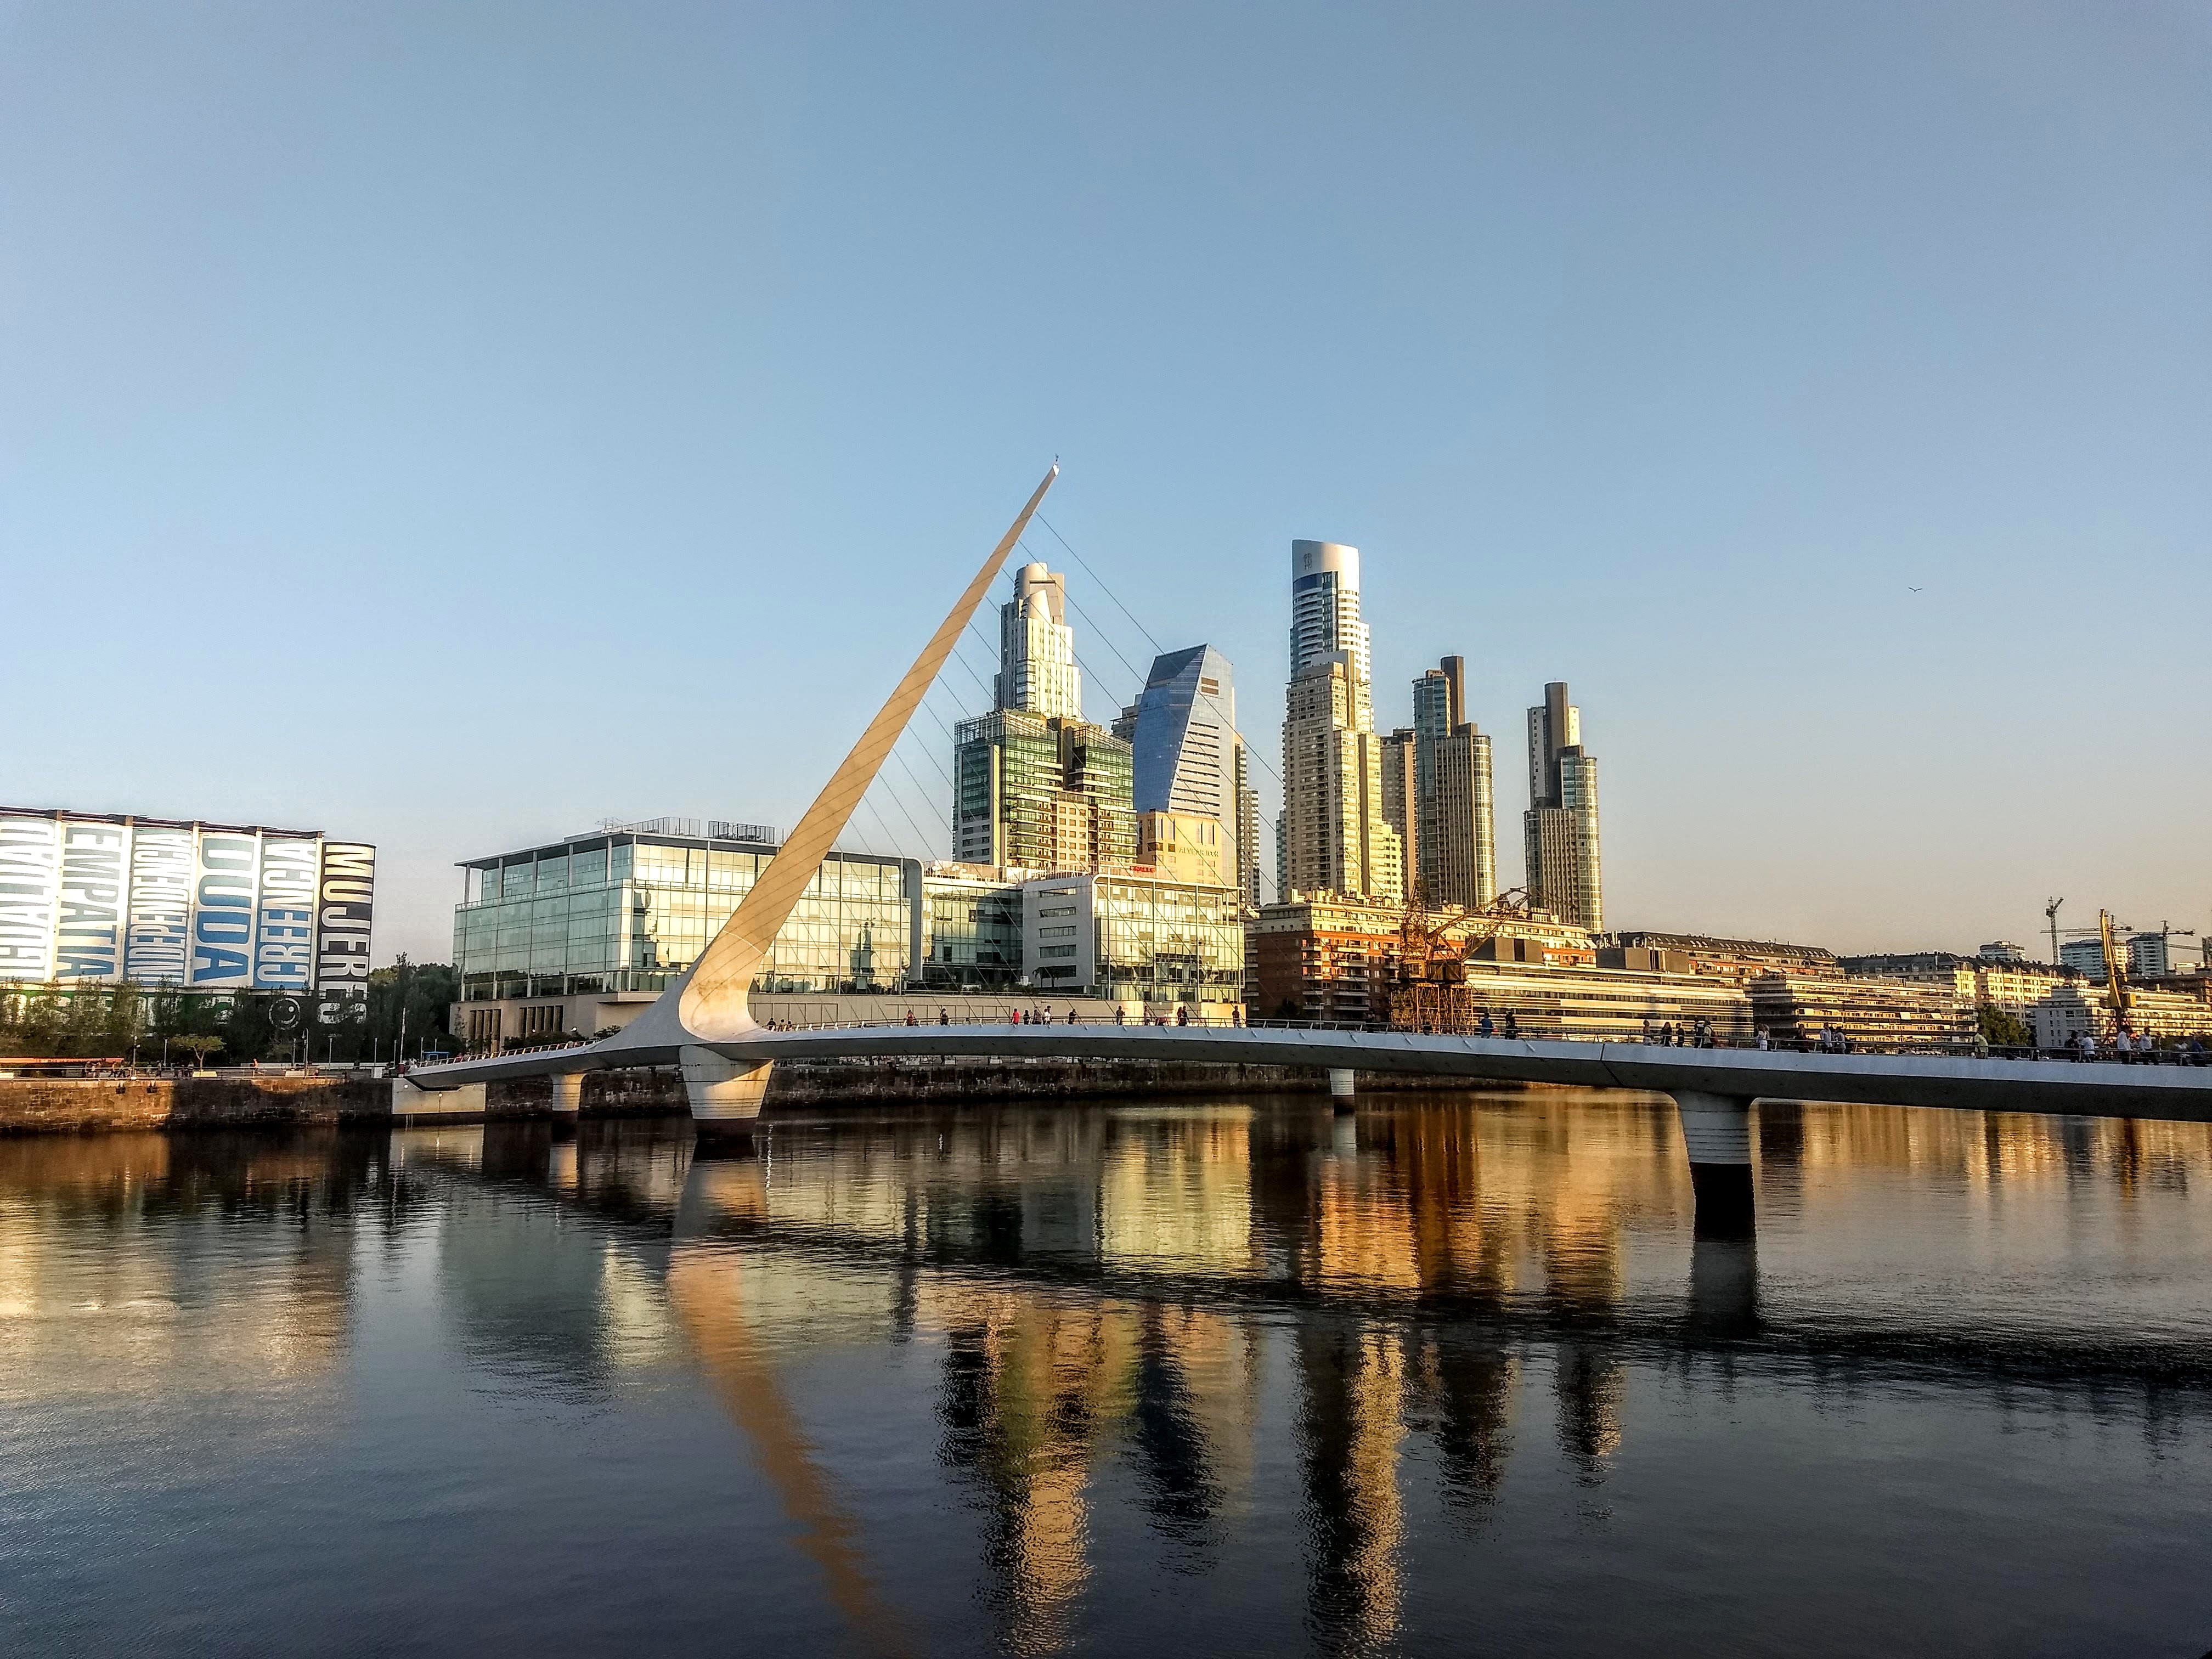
xmin=917 ymin=861 xmax=1025 ymax=991
xmin=1839 ymin=951 xmax=2085 ymax=1026
xmin=451 ymin=817 xmax=920 ymax=1047
xmin=2030 ymin=985 xmax=2212 ymax=1048
xmin=0 ymin=805 xmax=376 ymax=1014
xmin=1748 ymin=970 xmax=1974 ymax=1051
xmin=1248 ymin=894 xmax=1598 ymax=1025
xmin=1020 ymin=870 xmax=1244 ymax=1015
xmin=1605 ymin=932 xmax=1838 ymax=981
xmin=1451 ymin=958 xmax=1754 ymax=1042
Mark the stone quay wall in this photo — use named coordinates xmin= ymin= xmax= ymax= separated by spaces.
xmin=2 ymin=1057 xmax=1497 ymax=1133
xmin=0 ymin=1075 xmax=391 ymax=1135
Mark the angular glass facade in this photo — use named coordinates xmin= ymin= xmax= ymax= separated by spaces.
xmin=454 ymin=830 xmax=920 ymax=1003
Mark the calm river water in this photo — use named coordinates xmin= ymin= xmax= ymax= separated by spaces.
xmin=4 ymin=1091 xmax=2212 ymax=1656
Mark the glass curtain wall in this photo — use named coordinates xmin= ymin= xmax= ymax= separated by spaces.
xmin=1094 ymin=876 xmax=1245 ymax=1005
xmin=456 ymin=836 xmax=917 ymax=1002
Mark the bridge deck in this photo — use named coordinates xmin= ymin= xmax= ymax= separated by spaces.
xmin=410 ymin=1023 xmax=2212 ymax=1123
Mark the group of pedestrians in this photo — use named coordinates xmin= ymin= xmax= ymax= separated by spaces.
xmin=891 ymin=1003 xmax=1239 ymax=1029
xmin=1644 ymin=1018 xmax=1718 ymax=1049
xmin=2072 ymin=1029 xmax=2207 ymax=1064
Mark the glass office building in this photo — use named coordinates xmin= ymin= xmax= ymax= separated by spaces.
xmin=1022 ymin=871 xmax=1246 ymax=1007
xmin=453 ymin=819 xmax=921 ymax=1006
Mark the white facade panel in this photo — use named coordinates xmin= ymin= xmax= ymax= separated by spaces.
xmin=253 ymin=834 xmax=320 ymax=991
xmin=123 ymin=825 xmax=194 ymax=985
xmin=53 ymin=819 xmax=131 ymax=980
xmin=189 ymin=829 xmax=262 ymax=988
xmin=0 ymin=814 xmax=61 ymax=982
xmin=315 ymin=842 xmax=377 ymax=1001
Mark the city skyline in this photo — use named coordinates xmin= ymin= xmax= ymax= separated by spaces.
xmin=3 ymin=6 xmax=2202 ymax=964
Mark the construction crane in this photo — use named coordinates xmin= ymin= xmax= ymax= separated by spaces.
xmin=2127 ymin=919 xmax=2202 ymax=977
xmin=1392 ymin=888 xmax=1537 ymax=1033
xmin=2098 ymin=909 xmax=2130 ymax=1026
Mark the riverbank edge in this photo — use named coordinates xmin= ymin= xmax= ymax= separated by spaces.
xmin=0 ymin=1059 xmax=1520 ymax=1134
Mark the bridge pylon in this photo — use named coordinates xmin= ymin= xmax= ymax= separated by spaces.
xmin=619 ymin=462 xmax=1060 ymax=1136
xmin=1671 ymin=1090 xmax=1756 ymax=1237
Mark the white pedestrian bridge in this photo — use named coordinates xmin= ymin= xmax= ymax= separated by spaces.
xmin=401 ymin=464 xmax=2212 ymax=1225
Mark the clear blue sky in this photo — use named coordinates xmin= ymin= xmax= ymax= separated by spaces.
xmin=4 ymin=2 xmax=2206 ymax=965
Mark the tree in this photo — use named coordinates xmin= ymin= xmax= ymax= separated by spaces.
xmin=363 ymin=958 xmax=462 ymax=1062
xmin=1977 ymin=1003 xmax=2031 ymax=1050
xmin=172 ymin=1033 xmax=224 ymax=1067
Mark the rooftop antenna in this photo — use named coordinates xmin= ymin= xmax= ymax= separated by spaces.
xmin=2044 ymin=896 xmax=2063 ymax=966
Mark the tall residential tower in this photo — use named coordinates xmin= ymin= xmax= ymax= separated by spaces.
xmin=954 ymin=563 xmax=1135 ymax=872
xmin=1279 ymin=541 xmax=1402 ymax=906
xmin=1412 ymin=657 xmax=1496 ymax=910
xmin=1522 ymin=681 xmax=1601 ymax=930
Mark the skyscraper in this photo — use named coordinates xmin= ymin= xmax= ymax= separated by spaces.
xmin=954 ymin=563 xmax=1135 ymax=872
xmin=1412 ymin=657 xmax=1496 ymax=910
xmin=1289 ymin=540 xmax=1373 ymax=731
xmin=1522 ymin=681 xmax=1601 ymax=930
xmin=1281 ymin=658 xmax=1403 ymax=906
xmin=1115 ymin=644 xmax=1255 ymax=902
xmin=1279 ymin=541 xmax=1401 ymax=906
xmin=995 ymin=562 xmax=1081 ymax=719
xmin=1380 ymin=727 xmax=1418 ymax=893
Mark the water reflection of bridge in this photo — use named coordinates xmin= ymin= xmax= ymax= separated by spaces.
xmin=388 ymin=1096 xmax=2212 ymax=1656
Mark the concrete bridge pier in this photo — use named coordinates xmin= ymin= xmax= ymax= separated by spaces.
xmin=683 ymin=1046 xmax=776 ymax=1141
xmin=550 ymin=1073 xmax=583 ymax=1124
xmin=1328 ymin=1069 xmax=1357 ymax=1113
xmin=1672 ymin=1091 xmax=1756 ymax=1237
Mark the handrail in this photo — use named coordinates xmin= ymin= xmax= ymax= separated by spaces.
xmin=449 ymin=1015 xmax=2212 ymax=1065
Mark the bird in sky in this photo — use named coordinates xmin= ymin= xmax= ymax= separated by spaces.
xmin=1908 ymin=586 xmax=1923 ymax=593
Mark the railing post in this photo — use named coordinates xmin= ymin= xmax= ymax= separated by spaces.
xmin=1671 ymin=1090 xmax=1756 ymax=1237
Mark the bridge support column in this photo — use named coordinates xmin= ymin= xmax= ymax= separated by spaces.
xmin=1672 ymin=1091 xmax=1755 ymax=1237
xmin=682 ymin=1046 xmax=775 ymax=1141
xmin=550 ymin=1072 xmax=583 ymax=1122
xmin=1328 ymin=1069 xmax=1357 ymax=1113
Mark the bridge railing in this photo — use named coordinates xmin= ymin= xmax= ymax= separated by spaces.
xmin=719 ymin=1014 xmax=2212 ymax=1065
xmin=441 ymin=1013 xmax=2212 ymax=1066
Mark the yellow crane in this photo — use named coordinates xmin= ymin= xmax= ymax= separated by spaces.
xmin=2098 ymin=908 xmax=2130 ymax=1029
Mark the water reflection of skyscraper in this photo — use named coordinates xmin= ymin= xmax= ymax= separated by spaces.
xmin=1296 ymin=1318 xmax=1409 ymax=1652
xmin=648 ymin=1098 xmax=2212 ymax=1653
xmin=935 ymin=1299 xmax=1131 ymax=1651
